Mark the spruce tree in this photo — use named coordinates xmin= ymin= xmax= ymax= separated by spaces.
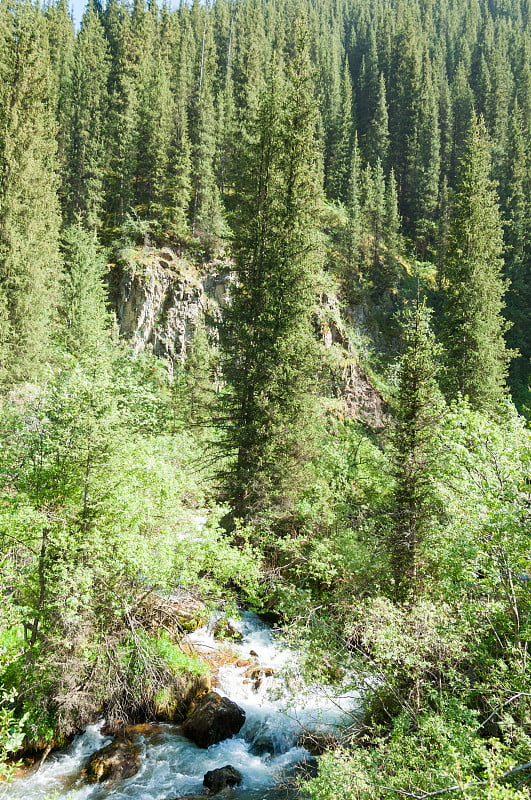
xmin=0 ymin=0 xmax=62 ymax=384
xmin=383 ymin=170 xmax=402 ymax=288
xmin=413 ymin=57 xmax=440 ymax=258
xmin=136 ymin=46 xmax=174 ymax=220
xmin=387 ymin=8 xmax=423 ymax=228
xmin=389 ymin=299 xmax=443 ymax=602
xmin=450 ymin=61 xmax=475 ymax=181
xmin=365 ymin=72 xmax=390 ymax=169
xmin=324 ymin=54 xmax=353 ymax=202
xmin=168 ymin=13 xmax=194 ymax=236
xmin=440 ymin=115 xmax=511 ymax=409
xmin=345 ymin=135 xmax=362 ymax=282
xmin=59 ymin=224 xmax=110 ymax=358
xmin=190 ymin=14 xmax=224 ymax=243
xmin=500 ymin=107 xmax=531 ymax=406
xmin=66 ymin=0 xmax=110 ymax=229
xmin=44 ymin=0 xmax=74 ymax=211
xmin=103 ymin=0 xmax=154 ymax=230
xmin=359 ymin=159 xmax=385 ymax=292
xmin=219 ymin=35 xmax=322 ymax=523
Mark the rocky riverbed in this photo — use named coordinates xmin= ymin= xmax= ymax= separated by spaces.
xmin=0 ymin=613 xmax=360 ymax=800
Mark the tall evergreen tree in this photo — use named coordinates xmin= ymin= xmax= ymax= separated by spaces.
xmin=66 ymin=0 xmax=110 ymax=228
xmin=345 ymin=134 xmax=362 ymax=282
xmin=0 ymin=0 xmax=62 ymax=383
xmin=440 ymin=116 xmax=511 ymax=409
xmin=219 ymin=36 xmax=322 ymax=523
xmin=389 ymin=299 xmax=443 ymax=602
xmin=359 ymin=159 xmax=385 ymax=291
xmin=324 ymin=54 xmax=353 ymax=202
xmin=190 ymin=14 xmax=224 ymax=243
xmin=136 ymin=45 xmax=174 ymax=219
xmin=383 ymin=169 xmax=402 ymax=287
xmin=500 ymin=107 xmax=531 ymax=406
xmin=167 ymin=13 xmax=194 ymax=236
xmin=103 ymin=0 xmax=155 ymax=230
xmin=44 ymin=0 xmax=74 ymax=210
xmin=387 ymin=8 xmax=423 ymax=228
xmin=412 ymin=56 xmax=440 ymax=258
xmin=365 ymin=72 xmax=390 ymax=169
xmin=59 ymin=224 xmax=110 ymax=358
xmin=450 ymin=61 xmax=475 ymax=181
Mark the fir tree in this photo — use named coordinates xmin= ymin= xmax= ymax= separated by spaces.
xmin=450 ymin=61 xmax=475 ymax=181
xmin=66 ymin=0 xmax=110 ymax=229
xmin=389 ymin=299 xmax=443 ymax=602
xmin=219 ymin=36 xmax=322 ymax=523
xmin=383 ymin=169 xmax=402 ymax=289
xmin=440 ymin=116 xmax=512 ymax=409
xmin=59 ymin=224 xmax=110 ymax=358
xmin=136 ymin=45 xmax=174 ymax=220
xmin=0 ymin=0 xmax=62 ymax=383
xmin=413 ymin=57 xmax=440 ymax=258
xmin=365 ymin=72 xmax=390 ymax=169
xmin=324 ymin=54 xmax=353 ymax=202
xmin=387 ymin=8 xmax=423 ymax=228
xmin=359 ymin=159 xmax=385 ymax=292
xmin=190 ymin=14 xmax=224 ymax=244
xmin=500 ymin=107 xmax=531 ymax=406
xmin=345 ymin=134 xmax=362 ymax=282
xmin=167 ymin=13 xmax=194 ymax=236
xmin=44 ymin=0 xmax=74 ymax=211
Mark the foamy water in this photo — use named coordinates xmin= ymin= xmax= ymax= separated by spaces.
xmin=1 ymin=613 xmax=359 ymax=800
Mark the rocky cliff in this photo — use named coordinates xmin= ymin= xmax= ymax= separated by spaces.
xmin=114 ymin=246 xmax=386 ymax=427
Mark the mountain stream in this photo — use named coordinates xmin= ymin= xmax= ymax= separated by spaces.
xmin=0 ymin=613 xmax=359 ymax=800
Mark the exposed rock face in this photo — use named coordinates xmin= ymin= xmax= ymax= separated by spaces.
xmin=117 ymin=248 xmax=204 ymax=363
xmin=115 ymin=246 xmax=386 ymax=427
xmin=182 ymin=692 xmax=245 ymax=748
xmin=203 ymin=765 xmax=243 ymax=793
xmin=317 ymin=293 xmax=387 ymax=428
xmin=83 ymin=738 xmax=140 ymax=784
xmin=116 ymin=247 xmax=231 ymax=368
xmin=341 ymin=362 xmax=387 ymax=428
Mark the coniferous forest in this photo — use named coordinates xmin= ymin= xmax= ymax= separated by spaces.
xmin=1 ymin=0 xmax=531 ymax=797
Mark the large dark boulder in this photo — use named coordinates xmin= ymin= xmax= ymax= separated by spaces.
xmin=166 ymin=796 xmax=206 ymax=800
xmin=183 ymin=692 xmax=245 ymax=748
xmin=203 ymin=765 xmax=243 ymax=793
xmin=83 ymin=738 xmax=140 ymax=784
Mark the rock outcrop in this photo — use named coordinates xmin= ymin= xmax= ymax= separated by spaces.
xmin=117 ymin=247 xmax=207 ymax=364
xmin=341 ymin=361 xmax=386 ymax=428
xmin=114 ymin=246 xmax=386 ymax=427
xmin=182 ymin=692 xmax=246 ymax=748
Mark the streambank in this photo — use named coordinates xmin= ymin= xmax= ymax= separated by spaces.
xmin=0 ymin=613 xmax=360 ymax=800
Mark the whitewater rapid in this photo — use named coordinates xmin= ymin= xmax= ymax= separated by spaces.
xmin=0 ymin=613 xmax=360 ymax=800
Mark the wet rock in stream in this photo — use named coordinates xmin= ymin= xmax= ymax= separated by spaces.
xmin=82 ymin=738 xmax=140 ymax=784
xmin=183 ymin=692 xmax=246 ymax=748
xmin=166 ymin=796 xmax=206 ymax=800
xmin=203 ymin=764 xmax=243 ymax=793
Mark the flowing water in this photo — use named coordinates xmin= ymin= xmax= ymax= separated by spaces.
xmin=0 ymin=613 xmax=359 ymax=800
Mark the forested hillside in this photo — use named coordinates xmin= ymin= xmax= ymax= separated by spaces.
xmin=0 ymin=0 xmax=531 ymax=797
